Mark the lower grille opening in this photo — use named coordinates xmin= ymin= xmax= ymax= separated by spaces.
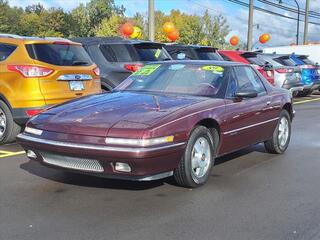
xmin=40 ymin=152 xmax=104 ymax=173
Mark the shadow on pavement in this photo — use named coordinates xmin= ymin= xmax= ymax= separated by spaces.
xmin=19 ymin=144 xmax=267 ymax=190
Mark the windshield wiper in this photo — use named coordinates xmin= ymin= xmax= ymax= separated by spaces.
xmin=72 ymin=61 xmax=89 ymax=66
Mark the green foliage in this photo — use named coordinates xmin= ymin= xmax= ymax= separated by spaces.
xmin=0 ymin=0 xmax=230 ymax=47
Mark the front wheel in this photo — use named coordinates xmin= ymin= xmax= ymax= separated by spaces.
xmin=264 ymin=110 xmax=291 ymax=154
xmin=174 ymin=126 xmax=217 ymax=188
xmin=0 ymin=101 xmax=21 ymax=144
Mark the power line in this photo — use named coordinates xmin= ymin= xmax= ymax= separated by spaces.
xmin=257 ymin=0 xmax=320 ymax=19
xmin=226 ymin=0 xmax=320 ymax=25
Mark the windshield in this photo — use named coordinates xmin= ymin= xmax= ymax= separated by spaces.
xmin=26 ymin=43 xmax=93 ymax=66
xmin=116 ymin=63 xmax=228 ymax=97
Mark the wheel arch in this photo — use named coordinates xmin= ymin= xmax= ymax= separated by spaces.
xmin=0 ymin=93 xmax=12 ymax=112
xmin=195 ymin=118 xmax=221 ymax=154
xmin=282 ymin=102 xmax=294 ymax=120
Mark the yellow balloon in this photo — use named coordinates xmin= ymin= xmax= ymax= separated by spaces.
xmin=130 ymin=26 xmax=142 ymax=39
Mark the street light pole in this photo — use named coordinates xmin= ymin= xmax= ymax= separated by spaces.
xmin=303 ymin=0 xmax=310 ymax=44
xmin=279 ymin=0 xmax=300 ymax=45
xmin=247 ymin=0 xmax=254 ymax=51
xmin=148 ymin=0 xmax=155 ymax=41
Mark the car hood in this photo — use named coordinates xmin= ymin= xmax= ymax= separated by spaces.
xmin=30 ymin=91 xmax=206 ymax=137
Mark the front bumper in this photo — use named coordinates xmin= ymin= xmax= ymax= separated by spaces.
xmin=282 ymin=83 xmax=304 ymax=93
xmin=17 ymin=133 xmax=186 ymax=181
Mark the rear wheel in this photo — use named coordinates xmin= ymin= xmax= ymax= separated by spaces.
xmin=297 ymin=89 xmax=312 ymax=97
xmin=264 ymin=110 xmax=291 ymax=154
xmin=0 ymin=101 xmax=21 ymax=144
xmin=174 ymin=126 xmax=217 ymax=188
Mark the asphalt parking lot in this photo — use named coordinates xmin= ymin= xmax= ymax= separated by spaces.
xmin=1 ymin=94 xmax=320 ymax=240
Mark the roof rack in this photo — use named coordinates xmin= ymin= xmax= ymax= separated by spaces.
xmin=0 ymin=33 xmax=23 ymax=39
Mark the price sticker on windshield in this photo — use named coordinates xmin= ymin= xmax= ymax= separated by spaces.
xmin=133 ymin=64 xmax=161 ymax=76
xmin=202 ymin=65 xmax=224 ymax=74
xmin=154 ymin=49 xmax=161 ymax=58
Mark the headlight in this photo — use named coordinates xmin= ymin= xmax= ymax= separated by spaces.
xmin=105 ymin=136 xmax=174 ymax=147
xmin=24 ymin=127 xmax=43 ymax=136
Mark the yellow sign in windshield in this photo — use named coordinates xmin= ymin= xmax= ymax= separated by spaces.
xmin=132 ymin=64 xmax=161 ymax=76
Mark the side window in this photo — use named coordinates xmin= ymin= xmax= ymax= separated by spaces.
xmin=235 ymin=66 xmax=266 ymax=95
xmin=0 ymin=43 xmax=17 ymax=61
xmin=99 ymin=44 xmax=134 ymax=62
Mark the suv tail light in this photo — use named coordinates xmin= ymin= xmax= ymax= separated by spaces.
xmin=275 ymin=68 xmax=293 ymax=73
xmin=7 ymin=65 xmax=53 ymax=78
xmin=93 ymin=67 xmax=100 ymax=76
xmin=124 ymin=64 xmax=144 ymax=72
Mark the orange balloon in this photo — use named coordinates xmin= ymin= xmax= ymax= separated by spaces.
xmin=121 ymin=22 xmax=134 ymax=36
xmin=230 ymin=36 xmax=239 ymax=46
xmin=163 ymin=22 xmax=175 ymax=33
xmin=167 ymin=29 xmax=179 ymax=41
xmin=259 ymin=33 xmax=270 ymax=44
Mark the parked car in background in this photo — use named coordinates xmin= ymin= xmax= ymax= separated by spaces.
xmin=218 ymin=50 xmax=275 ymax=86
xmin=164 ymin=44 xmax=223 ymax=60
xmin=0 ymin=34 xmax=101 ymax=144
xmin=263 ymin=44 xmax=320 ymax=65
xmin=289 ymin=54 xmax=320 ymax=96
xmin=245 ymin=53 xmax=304 ymax=95
xmin=71 ymin=37 xmax=171 ymax=91
xmin=17 ymin=61 xmax=294 ymax=188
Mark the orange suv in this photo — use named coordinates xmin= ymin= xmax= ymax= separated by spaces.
xmin=0 ymin=34 xmax=101 ymax=144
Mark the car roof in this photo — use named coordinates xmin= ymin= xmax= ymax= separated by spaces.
xmin=70 ymin=37 xmax=165 ymax=46
xmin=0 ymin=33 xmax=79 ymax=45
xmin=164 ymin=43 xmax=217 ymax=50
xmin=149 ymin=60 xmax=246 ymax=66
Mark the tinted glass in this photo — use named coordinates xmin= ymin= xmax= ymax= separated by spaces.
xmin=298 ymin=56 xmax=315 ymax=65
xmin=134 ymin=44 xmax=170 ymax=61
xmin=26 ymin=44 xmax=93 ymax=66
xmin=117 ymin=63 xmax=229 ymax=97
xmin=257 ymin=55 xmax=282 ymax=66
xmin=167 ymin=48 xmax=195 ymax=60
xmin=0 ymin=43 xmax=16 ymax=61
xmin=100 ymin=43 xmax=169 ymax=62
xmin=195 ymin=49 xmax=223 ymax=60
xmin=245 ymin=56 xmax=265 ymax=65
xmin=273 ymin=57 xmax=296 ymax=66
xmin=233 ymin=66 xmax=266 ymax=95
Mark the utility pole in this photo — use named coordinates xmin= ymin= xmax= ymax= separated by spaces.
xmin=247 ymin=0 xmax=254 ymax=51
xmin=148 ymin=0 xmax=155 ymax=41
xmin=303 ymin=0 xmax=310 ymax=44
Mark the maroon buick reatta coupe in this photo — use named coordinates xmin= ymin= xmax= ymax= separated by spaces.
xmin=17 ymin=61 xmax=293 ymax=188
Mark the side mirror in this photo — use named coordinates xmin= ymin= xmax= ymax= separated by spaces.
xmin=235 ymin=90 xmax=258 ymax=99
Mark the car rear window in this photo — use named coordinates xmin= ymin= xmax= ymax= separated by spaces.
xmin=0 ymin=43 xmax=17 ymax=61
xmin=273 ymin=57 xmax=296 ymax=66
xmin=195 ymin=49 xmax=223 ymax=60
xmin=298 ymin=56 xmax=316 ymax=65
xmin=99 ymin=43 xmax=170 ymax=62
xmin=26 ymin=43 xmax=93 ymax=66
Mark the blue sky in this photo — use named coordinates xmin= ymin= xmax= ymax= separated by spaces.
xmin=7 ymin=0 xmax=320 ymax=47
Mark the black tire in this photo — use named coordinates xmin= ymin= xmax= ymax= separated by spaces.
xmin=297 ymin=89 xmax=312 ymax=97
xmin=0 ymin=101 xmax=21 ymax=145
xmin=174 ymin=126 xmax=217 ymax=188
xmin=264 ymin=110 xmax=291 ymax=154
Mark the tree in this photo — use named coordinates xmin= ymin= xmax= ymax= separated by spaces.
xmin=95 ymin=14 xmax=123 ymax=37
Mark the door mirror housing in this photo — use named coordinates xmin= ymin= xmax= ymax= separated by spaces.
xmin=235 ymin=90 xmax=258 ymax=99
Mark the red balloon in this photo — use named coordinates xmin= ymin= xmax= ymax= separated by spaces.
xmin=230 ymin=36 xmax=239 ymax=46
xmin=163 ymin=22 xmax=175 ymax=33
xmin=121 ymin=22 xmax=134 ymax=36
xmin=259 ymin=33 xmax=270 ymax=44
xmin=167 ymin=29 xmax=179 ymax=41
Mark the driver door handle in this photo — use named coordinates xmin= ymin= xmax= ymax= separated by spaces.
xmin=266 ymin=101 xmax=271 ymax=105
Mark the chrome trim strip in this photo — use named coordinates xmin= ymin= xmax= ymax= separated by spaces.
xmin=57 ymin=74 xmax=93 ymax=81
xmin=17 ymin=134 xmax=186 ymax=153
xmin=223 ymin=117 xmax=279 ymax=135
xmin=138 ymin=171 xmax=173 ymax=181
